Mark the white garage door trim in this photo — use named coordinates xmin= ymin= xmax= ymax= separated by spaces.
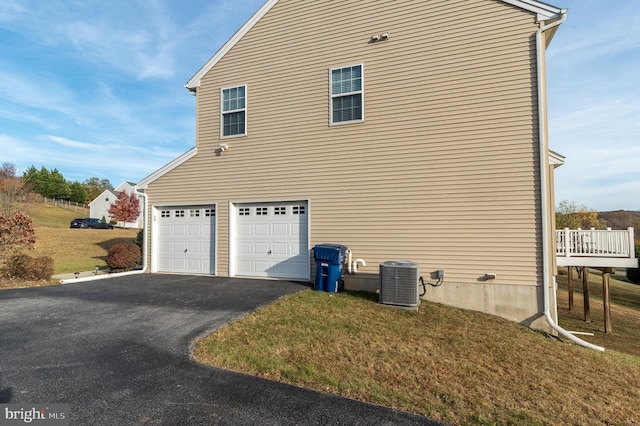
xmin=153 ymin=204 xmax=216 ymax=275
xmin=230 ymin=200 xmax=310 ymax=280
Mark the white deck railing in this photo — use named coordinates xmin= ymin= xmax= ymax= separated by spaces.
xmin=556 ymin=227 xmax=636 ymax=267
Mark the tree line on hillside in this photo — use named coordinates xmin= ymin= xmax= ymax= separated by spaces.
xmin=22 ymin=165 xmax=115 ymax=204
xmin=555 ymin=200 xmax=640 ymax=232
xmin=0 ymin=162 xmax=115 ymax=207
xmin=1 ymin=162 xmax=140 ymax=225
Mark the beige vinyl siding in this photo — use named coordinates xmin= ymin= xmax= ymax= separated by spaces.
xmin=148 ymin=0 xmax=542 ymax=291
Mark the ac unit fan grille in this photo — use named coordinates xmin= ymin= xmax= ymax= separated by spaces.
xmin=379 ymin=261 xmax=419 ymax=307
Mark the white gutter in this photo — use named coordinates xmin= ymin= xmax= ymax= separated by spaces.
xmin=60 ymin=188 xmax=148 ymax=284
xmin=536 ymin=11 xmax=604 ymax=351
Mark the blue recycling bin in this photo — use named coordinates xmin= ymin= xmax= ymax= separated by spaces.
xmin=313 ymin=244 xmax=348 ymax=292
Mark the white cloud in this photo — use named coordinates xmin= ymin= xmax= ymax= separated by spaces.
xmin=46 ymin=135 xmax=97 ymax=150
xmin=0 ymin=70 xmax=77 ymax=118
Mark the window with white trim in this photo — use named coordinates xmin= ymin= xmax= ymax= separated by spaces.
xmin=330 ymin=64 xmax=363 ymax=124
xmin=221 ymin=85 xmax=246 ymax=137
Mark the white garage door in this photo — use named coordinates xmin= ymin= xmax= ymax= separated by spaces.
xmin=235 ymin=201 xmax=309 ymax=279
xmin=158 ymin=206 xmax=215 ymax=274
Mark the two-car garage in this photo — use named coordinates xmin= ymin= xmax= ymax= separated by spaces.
xmin=154 ymin=201 xmax=309 ymax=280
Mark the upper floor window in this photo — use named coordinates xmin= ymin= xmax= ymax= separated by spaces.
xmin=330 ymin=64 xmax=363 ymax=124
xmin=221 ymin=85 xmax=246 ymax=137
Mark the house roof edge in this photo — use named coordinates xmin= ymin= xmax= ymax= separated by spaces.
xmin=549 ymin=150 xmax=565 ymax=167
xmin=185 ymin=0 xmax=279 ymax=90
xmin=501 ymin=0 xmax=565 ymax=21
xmin=136 ymin=147 xmax=197 ymax=190
xmin=88 ymin=189 xmax=117 ymax=206
xmin=185 ymin=0 xmax=563 ymax=92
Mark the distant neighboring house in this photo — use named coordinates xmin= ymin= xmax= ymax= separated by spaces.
xmin=88 ymin=189 xmax=116 ymax=221
xmin=88 ymin=181 xmax=142 ymax=229
xmin=138 ymin=0 xmax=570 ymax=333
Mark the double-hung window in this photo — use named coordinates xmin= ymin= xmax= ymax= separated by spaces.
xmin=221 ymin=85 xmax=246 ymax=137
xmin=330 ymin=64 xmax=363 ymax=124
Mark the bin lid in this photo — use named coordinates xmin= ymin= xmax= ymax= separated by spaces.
xmin=313 ymin=244 xmax=348 ymax=251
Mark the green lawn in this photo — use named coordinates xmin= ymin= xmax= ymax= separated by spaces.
xmin=16 ymin=203 xmax=138 ymax=274
xmin=195 ymin=275 xmax=640 ymax=425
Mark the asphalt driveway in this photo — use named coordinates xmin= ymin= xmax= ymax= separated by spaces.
xmin=0 ymin=275 xmax=440 ymax=425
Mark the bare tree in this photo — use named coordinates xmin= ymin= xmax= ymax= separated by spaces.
xmin=0 ymin=163 xmax=27 ymax=216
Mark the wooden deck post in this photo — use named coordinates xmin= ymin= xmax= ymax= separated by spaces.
xmin=602 ymin=268 xmax=613 ymax=334
xmin=567 ymin=266 xmax=574 ymax=310
xmin=583 ymin=266 xmax=590 ymax=322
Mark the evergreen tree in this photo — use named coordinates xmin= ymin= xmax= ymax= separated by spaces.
xmin=48 ymin=169 xmax=71 ymax=200
xmin=68 ymin=181 xmax=88 ymax=204
xmin=22 ymin=166 xmax=38 ymax=185
xmin=23 ymin=166 xmax=50 ymax=197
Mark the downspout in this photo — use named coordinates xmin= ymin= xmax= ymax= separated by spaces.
xmin=59 ymin=187 xmax=148 ymax=284
xmin=536 ymin=11 xmax=603 ymax=351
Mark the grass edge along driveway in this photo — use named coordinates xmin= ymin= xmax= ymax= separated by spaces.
xmin=194 ymin=289 xmax=640 ymax=426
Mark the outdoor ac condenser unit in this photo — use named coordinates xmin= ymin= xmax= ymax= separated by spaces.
xmin=378 ymin=260 xmax=419 ymax=308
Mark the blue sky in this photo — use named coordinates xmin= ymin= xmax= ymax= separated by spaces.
xmin=1 ymin=1 xmax=638 ymax=211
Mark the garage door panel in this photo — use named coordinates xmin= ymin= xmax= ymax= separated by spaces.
xmin=235 ymin=201 xmax=308 ymax=279
xmin=188 ymin=225 xmax=203 ymax=236
xmin=236 ymin=260 xmax=251 ymax=273
xmin=188 ymin=259 xmax=205 ymax=271
xmin=254 ymin=224 xmax=270 ymax=236
xmin=159 ymin=242 xmax=173 ymax=253
xmin=173 ymin=225 xmax=187 ymax=236
xmin=172 ymin=258 xmax=187 ymax=270
xmin=187 ymin=242 xmax=204 ymax=254
xmin=159 ymin=226 xmax=172 ymax=236
xmin=253 ymin=260 xmax=271 ymax=272
xmin=237 ymin=224 xmax=252 ymax=236
xmin=271 ymin=243 xmax=289 ymax=256
xmin=289 ymin=242 xmax=304 ymax=253
xmin=237 ymin=242 xmax=252 ymax=255
xmin=157 ymin=206 xmax=215 ymax=274
xmin=172 ymin=241 xmax=187 ymax=252
xmin=292 ymin=225 xmax=307 ymax=236
xmin=254 ymin=242 xmax=270 ymax=255
xmin=272 ymin=224 xmax=288 ymax=236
